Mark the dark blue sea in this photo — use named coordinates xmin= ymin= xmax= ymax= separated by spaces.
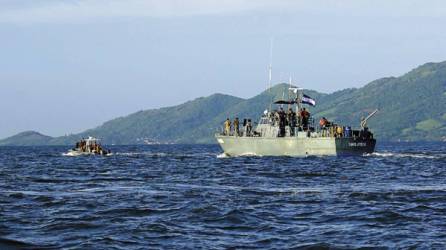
xmin=0 ymin=142 xmax=445 ymax=249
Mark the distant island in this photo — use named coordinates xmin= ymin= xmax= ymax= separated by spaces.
xmin=1 ymin=61 xmax=445 ymax=146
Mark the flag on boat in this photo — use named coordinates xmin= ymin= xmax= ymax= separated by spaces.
xmin=301 ymin=94 xmax=316 ymax=106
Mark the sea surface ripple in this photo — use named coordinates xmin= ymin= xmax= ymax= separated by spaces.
xmin=0 ymin=142 xmax=445 ymax=249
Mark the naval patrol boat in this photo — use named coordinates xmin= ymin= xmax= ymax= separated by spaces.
xmin=215 ymin=87 xmax=377 ymax=157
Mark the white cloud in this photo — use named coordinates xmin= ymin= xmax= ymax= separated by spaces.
xmin=0 ymin=0 xmax=445 ymax=24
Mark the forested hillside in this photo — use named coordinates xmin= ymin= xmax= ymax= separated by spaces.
xmin=1 ymin=61 xmax=445 ymax=145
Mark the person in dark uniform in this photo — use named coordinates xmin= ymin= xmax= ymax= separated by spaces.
xmin=287 ymin=108 xmax=296 ymax=136
xmin=246 ymin=119 xmax=252 ymax=136
xmin=301 ymin=108 xmax=310 ymax=130
xmin=278 ymin=108 xmax=286 ymax=137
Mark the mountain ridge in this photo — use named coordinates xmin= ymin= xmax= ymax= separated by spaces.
xmin=1 ymin=61 xmax=445 ymax=145
xmin=0 ymin=131 xmax=53 ymax=146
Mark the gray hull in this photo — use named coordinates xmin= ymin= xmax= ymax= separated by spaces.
xmin=216 ymin=136 xmax=375 ymax=157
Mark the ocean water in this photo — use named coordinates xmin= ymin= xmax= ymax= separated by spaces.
xmin=0 ymin=142 xmax=445 ymax=249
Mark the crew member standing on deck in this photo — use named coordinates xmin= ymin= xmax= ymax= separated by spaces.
xmin=278 ymin=108 xmax=286 ymax=137
xmin=301 ymin=108 xmax=310 ymax=130
xmin=319 ymin=117 xmax=329 ymax=137
xmin=288 ymin=108 xmax=296 ymax=136
xmin=319 ymin=117 xmax=328 ymax=129
xmin=224 ymin=118 xmax=231 ymax=135
xmin=246 ymin=119 xmax=252 ymax=136
xmin=234 ymin=117 xmax=240 ymax=136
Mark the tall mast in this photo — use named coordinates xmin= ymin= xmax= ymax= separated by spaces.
xmin=268 ymin=37 xmax=274 ymax=112
xmin=268 ymin=37 xmax=273 ymax=91
xmin=291 ymin=85 xmax=303 ymax=122
xmin=297 ymin=87 xmax=303 ymax=117
xmin=288 ymin=75 xmax=292 ymax=110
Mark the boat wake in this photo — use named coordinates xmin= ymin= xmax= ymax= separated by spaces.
xmin=62 ymin=152 xmax=113 ymax=157
xmin=62 ymin=152 xmax=80 ymax=157
xmin=216 ymin=153 xmax=229 ymax=158
xmin=366 ymin=152 xmax=441 ymax=159
xmin=216 ymin=152 xmax=263 ymax=158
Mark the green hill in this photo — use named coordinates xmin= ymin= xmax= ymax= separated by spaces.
xmin=0 ymin=131 xmax=53 ymax=146
xmin=1 ymin=61 xmax=446 ymax=145
xmin=311 ymin=62 xmax=446 ymax=141
xmin=48 ymin=93 xmax=245 ymax=145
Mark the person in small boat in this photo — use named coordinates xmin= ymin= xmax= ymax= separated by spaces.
xmin=78 ymin=139 xmax=85 ymax=152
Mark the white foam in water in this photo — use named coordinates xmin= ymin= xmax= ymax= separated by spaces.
xmin=62 ymin=152 xmax=114 ymax=157
xmin=239 ymin=152 xmax=262 ymax=157
xmin=216 ymin=153 xmax=229 ymax=158
xmin=368 ymin=152 xmax=395 ymax=157
xmin=62 ymin=152 xmax=76 ymax=157
xmin=401 ymin=153 xmax=437 ymax=159
xmin=368 ymin=152 xmax=439 ymax=159
xmin=216 ymin=152 xmax=263 ymax=158
xmin=115 ymin=152 xmax=138 ymax=156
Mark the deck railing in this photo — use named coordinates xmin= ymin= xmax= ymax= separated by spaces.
xmin=218 ymin=124 xmax=373 ymax=140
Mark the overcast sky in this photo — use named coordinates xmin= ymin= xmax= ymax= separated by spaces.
xmin=1 ymin=0 xmax=446 ymax=138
